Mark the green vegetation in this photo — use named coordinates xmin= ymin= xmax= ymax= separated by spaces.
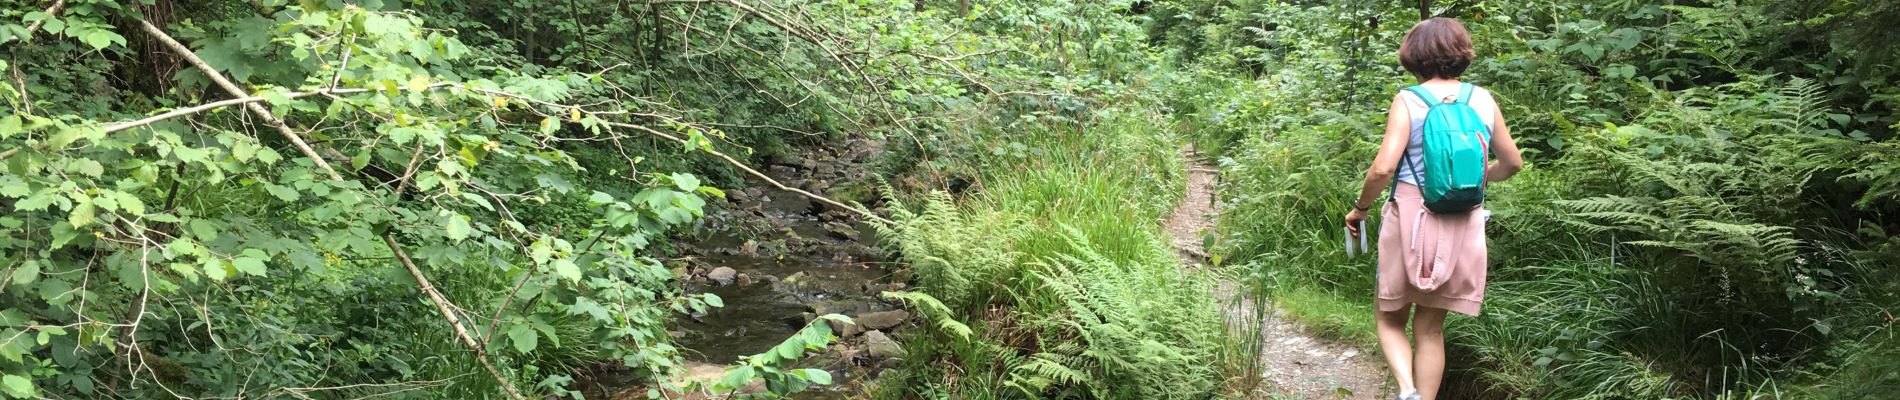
xmin=1157 ymin=0 xmax=1900 ymax=398
xmin=4 ymin=0 xmax=1896 ymax=398
xmin=873 ymin=108 xmax=1238 ymax=398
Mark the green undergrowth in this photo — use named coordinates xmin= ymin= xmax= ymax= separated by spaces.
xmin=869 ymin=105 xmax=1245 ymax=399
xmin=1267 ymin=284 xmax=1378 ymax=349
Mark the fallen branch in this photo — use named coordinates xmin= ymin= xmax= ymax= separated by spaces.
xmin=384 ymin=233 xmax=528 ymax=400
xmin=101 ymin=86 xmax=455 ymax=134
xmin=136 ymin=19 xmax=343 ymax=181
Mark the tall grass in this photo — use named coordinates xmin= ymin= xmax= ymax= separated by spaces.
xmin=872 ymin=106 xmax=1242 ymax=399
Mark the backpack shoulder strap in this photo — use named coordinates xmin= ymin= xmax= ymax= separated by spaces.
xmin=1404 ymin=86 xmax=1437 ymax=108
xmin=1455 ymin=83 xmax=1476 ymax=105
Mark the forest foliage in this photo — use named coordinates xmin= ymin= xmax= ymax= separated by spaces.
xmin=4 ymin=0 xmax=1898 ymax=399
xmin=0 ymin=0 xmax=1133 ymax=398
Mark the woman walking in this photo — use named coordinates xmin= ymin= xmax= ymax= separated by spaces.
xmin=1342 ymin=17 xmax=1524 ymax=400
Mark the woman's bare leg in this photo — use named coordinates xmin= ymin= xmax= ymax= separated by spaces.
xmin=1375 ymin=306 xmax=1417 ymax=394
xmin=1410 ymin=306 xmax=1449 ymax=400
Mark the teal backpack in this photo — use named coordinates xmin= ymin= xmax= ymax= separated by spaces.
xmin=1399 ymin=83 xmax=1492 ymax=213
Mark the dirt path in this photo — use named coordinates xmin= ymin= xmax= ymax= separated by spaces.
xmin=1163 ymin=147 xmax=1391 ymax=400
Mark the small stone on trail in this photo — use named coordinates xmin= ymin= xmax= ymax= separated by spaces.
xmin=863 ymin=330 xmax=903 ymax=359
xmin=708 ymin=267 xmax=738 ymax=286
xmin=855 ymin=310 xmax=911 ymax=330
xmin=735 ymin=273 xmax=753 ymax=286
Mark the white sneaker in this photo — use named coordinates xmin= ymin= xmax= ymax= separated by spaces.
xmin=1396 ymin=390 xmax=1423 ymax=400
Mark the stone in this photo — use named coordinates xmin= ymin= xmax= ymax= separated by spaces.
xmin=827 ymin=318 xmax=863 ymax=337
xmin=825 ymin=222 xmax=860 ymax=241
xmin=763 ymin=193 xmax=814 ymax=215
xmin=735 ymin=273 xmax=753 ymax=286
xmin=863 ymin=331 xmax=903 ymax=359
xmin=806 ymin=299 xmax=877 ymax=316
xmin=855 ymin=310 xmax=911 ymax=331
xmin=707 ymin=267 xmax=738 ymax=286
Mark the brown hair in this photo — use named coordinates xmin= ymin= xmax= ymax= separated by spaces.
xmin=1398 ymin=18 xmax=1475 ymax=81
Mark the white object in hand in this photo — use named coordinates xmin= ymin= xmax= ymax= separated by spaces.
xmin=1344 ymin=220 xmax=1369 ymax=257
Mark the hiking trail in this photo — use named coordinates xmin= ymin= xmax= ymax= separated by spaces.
xmin=1163 ymin=147 xmax=1391 ymax=399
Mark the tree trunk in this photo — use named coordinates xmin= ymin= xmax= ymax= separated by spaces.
xmin=1417 ymin=0 xmax=1433 ymax=20
xmin=128 ymin=0 xmax=181 ymax=96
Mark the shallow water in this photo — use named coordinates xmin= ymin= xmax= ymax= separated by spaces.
xmin=676 ymin=251 xmax=891 ymax=364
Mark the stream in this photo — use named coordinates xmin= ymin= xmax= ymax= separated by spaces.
xmin=580 ymin=139 xmax=910 ymax=399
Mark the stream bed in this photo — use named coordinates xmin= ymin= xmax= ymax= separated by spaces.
xmin=579 ymin=139 xmax=910 ymax=399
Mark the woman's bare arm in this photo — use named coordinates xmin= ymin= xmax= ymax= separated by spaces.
xmin=1353 ymin=94 xmax=1414 ymax=210
xmin=1485 ymin=104 xmax=1523 ymax=182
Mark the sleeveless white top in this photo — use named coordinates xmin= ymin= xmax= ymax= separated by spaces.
xmin=1396 ymin=83 xmax=1499 ymax=185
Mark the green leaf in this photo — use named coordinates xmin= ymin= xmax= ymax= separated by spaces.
xmin=68 ymin=200 xmax=95 ymax=228
xmin=529 ymin=241 xmax=553 ymax=264
xmin=232 ymin=141 xmax=258 ymax=162
xmin=703 ymin=293 xmax=724 ymax=308
xmin=444 ymin=213 xmax=471 ymax=241
xmin=0 ymin=176 xmax=27 ymax=198
xmin=0 ymin=336 xmax=25 ymax=363
xmin=1 ymin=374 xmax=34 ymax=398
xmin=671 ymin=173 xmax=700 ymax=191
xmin=0 ymin=115 xmax=20 ymax=139
xmin=117 ymin=191 xmax=146 ymax=216
xmin=233 ymin=250 xmax=268 ymax=276
xmin=552 ymin=259 xmax=580 ymax=282
xmin=719 ymin=366 xmax=757 ymax=390
xmin=203 ymin=258 xmax=229 ymax=281
xmin=539 ymin=117 xmax=560 ymax=135
xmin=48 ymin=127 xmax=87 ymax=149
xmin=188 ymin=219 xmax=219 ymax=241
xmin=8 ymin=261 xmax=39 ymax=286
xmin=798 ymin=368 xmax=833 ymax=385
xmin=508 ymin=324 xmax=537 ymax=353
xmin=81 ymin=29 xmax=125 ymax=50
xmin=350 ymin=150 xmax=371 ymax=171
xmin=264 ymin=184 xmax=300 ymax=202
xmin=70 ymin=158 xmax=103 ymax=177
